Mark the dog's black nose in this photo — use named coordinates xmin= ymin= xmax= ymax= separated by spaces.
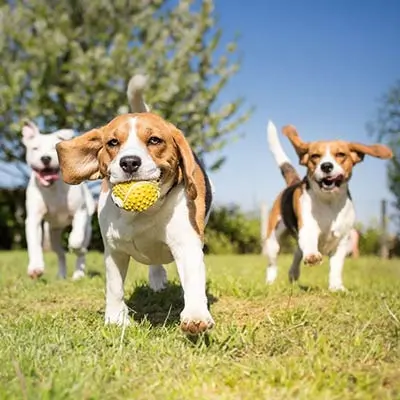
xmin=41 ymin=156 xmax=52 ymax=166
xmin=119 ymin=155 xmax=142 ymax=174
xmin=320 ymin=162 xmax=334 ymax=173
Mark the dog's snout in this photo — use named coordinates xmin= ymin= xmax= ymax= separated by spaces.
xmin=41 ymin=156 xmax=52 ymax=166
xmin=120 ymin=155 xmax=142 ymax=174
xmin=320 ymin=162 xmax=334 ymax=173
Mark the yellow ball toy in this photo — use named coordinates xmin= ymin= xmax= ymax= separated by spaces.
xmin=111 ymin=180 xmax=160 ymax=212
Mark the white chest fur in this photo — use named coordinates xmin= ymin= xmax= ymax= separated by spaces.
xmin=98 ymin=184 xmax=195 ymax=265
xmin=26 ymin=175 xmax=92 ymax=229
xmin=300 ymin=189 xmax=355 ymax=256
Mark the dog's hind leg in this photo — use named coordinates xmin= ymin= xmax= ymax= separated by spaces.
xmin=288 ymin=246 xmax=303 ymax=283
xmin=265 ymin=220 xmax=286 ymax=284
xmin=49 ymin=228 xmax=67 ymax=279
xmin=328 ymin=236 xmax=348 ymax=292
xmin=69 ymin=210 xmax=92 ymax=280
xmin=148 ymin=265 xmax=168 ymax=292
xmin=72 ymin=221 xmax=92 ymax=281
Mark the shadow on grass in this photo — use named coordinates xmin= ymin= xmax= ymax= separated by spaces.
xmin=127 ymin=282 xmax=218 ymax=327
xmin=86 ymin=270 xmax=102 ymax=279
xmin=297 ymin=284 xmax=322 ymax=293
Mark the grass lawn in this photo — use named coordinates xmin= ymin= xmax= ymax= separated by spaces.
xmin=0 ymin=251 xmax=399 ymax=399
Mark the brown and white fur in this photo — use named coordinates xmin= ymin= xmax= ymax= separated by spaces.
xmin=265 ymin=121 xmax=392 ymax=290
xmin=55 ymin=77 xmax=214 ymax=334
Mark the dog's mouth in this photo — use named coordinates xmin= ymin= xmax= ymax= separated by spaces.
xmin=120 ymin=170 xmax=163 ymax=184
xmin=33 ymin=168 xmax=60 ymax=186
xmin=318 ymin=174 xmax=344 ymax=192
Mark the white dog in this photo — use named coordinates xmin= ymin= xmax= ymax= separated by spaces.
xmin=55 ymin=76 xmax=215 ymax=334
xmin=265 ymin=121 xmax=392 ymax=290
xmin=22 ymin=121 xmax=95 ymax=280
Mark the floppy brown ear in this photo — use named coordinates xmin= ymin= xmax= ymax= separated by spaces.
xmin=282 ymin=125 xmax=309 ymax=165
xmin=56 ymin=129 xmax=104 ymax=184
xmin=349 ymin=142 xmax=393 ymax=164
xmin=172 ymin=129 xmax=198 ymax=200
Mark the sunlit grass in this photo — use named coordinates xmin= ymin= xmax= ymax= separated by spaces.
xmin=0 ymin=251 xmax=399 ymax=399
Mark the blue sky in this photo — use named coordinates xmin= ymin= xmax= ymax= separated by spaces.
xmin=2 ymin=0 xmax=398 ymax=230
xmin=206 ymin=0 xmax=400 ymax=228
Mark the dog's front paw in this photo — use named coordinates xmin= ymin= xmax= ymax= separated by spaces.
xmin=180 ymin=305 xmax=214 ymax=335
xmin=304 ymin=252 xmax=323 ymax=266
xmin=266 ymin=266 xmax=278 ymax=284
xmin=149 ymin=265 xmax=167 ymax=292
xmin=68 ymin=232 xmax=86 ymax=253
xmin=329 ymin=284 xmax=347 ymax=292
xmin=72 ymin=270 xmax=85 ymax=281
xmin=27 ymin=267 xmax=44 ymax=279
xmin=105 ymin=303 xmax=131 ymax=327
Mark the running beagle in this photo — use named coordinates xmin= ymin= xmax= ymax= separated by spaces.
xmin=265 ymin=121 xmax=392 ymax=290
xmin=56 ymin=77 xmax=214 ymax=334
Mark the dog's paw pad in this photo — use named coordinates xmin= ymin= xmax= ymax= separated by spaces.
xmin=28 ymin=269 xmax=44 ymax=279
xmin=304 ymin=253 xmax=323 ymax=266
xmin=180 ymin=319 xmax=214 ymax=335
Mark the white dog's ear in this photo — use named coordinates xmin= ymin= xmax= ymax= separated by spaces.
xmin=55 ymin=129 xmax=75 ymax=141
xmin=22 ymin=120 xmax=40 ymax=145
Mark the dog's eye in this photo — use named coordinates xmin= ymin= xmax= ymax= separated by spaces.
xmin=336 ymin=152 xmax=346 ymax=158
xmin=32 ymin=147 xmax=39 ymax=151
xmin=311 ymin=154 xmax=320 ymax=161
xmin=107 ymin=138 xmax=119 ymax=147
xmin=148 ymin=136 xmax=163 ymax=145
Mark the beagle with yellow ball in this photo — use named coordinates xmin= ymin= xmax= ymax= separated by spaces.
xmin=56 ymin=76 xmax=214 ymax=335
xmin=265 ymin=121 xmax=392 ymax=291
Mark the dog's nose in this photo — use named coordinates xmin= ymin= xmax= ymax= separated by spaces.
xmin=320 ymin=162 xmax=334 ymax=173
xmin=41 ymin=156 xmax=52 ymax=166
xmin=119 ymin=156 xmax=142 ymax=174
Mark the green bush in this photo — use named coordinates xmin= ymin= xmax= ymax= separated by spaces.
xmin=359 ymin=226 xmax=381 ymax=255
xmin=205 ymin=205 xmax=261 ymax=255
xmin=0 ymin=188 xmax=26 ymax=250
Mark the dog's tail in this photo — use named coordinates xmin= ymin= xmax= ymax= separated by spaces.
xmin=127 ymin=74 xmax=150 ymax=113
xmin=267 ymin=120 xmax=300 ymax=186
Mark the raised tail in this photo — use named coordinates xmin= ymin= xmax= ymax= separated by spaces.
xmin=267 ymin=120 xmax=300 ymax=186
xmin=127 ymin=74 xmax=150 ymax=113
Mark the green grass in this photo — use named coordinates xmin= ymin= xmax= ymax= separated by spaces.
xmin=0 ymin=251 xmax=399 ymax=399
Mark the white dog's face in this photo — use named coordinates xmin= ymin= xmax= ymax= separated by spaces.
xmin=22 ymin=121 xmax=74 ymax=187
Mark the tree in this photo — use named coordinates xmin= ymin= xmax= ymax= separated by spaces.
xmin=0 ymin=0 xmax=251 ymax=183
xmin=369 ymin=81 xmax=400 ymax=230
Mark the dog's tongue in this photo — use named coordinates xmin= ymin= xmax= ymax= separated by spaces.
xmin=326 ymin=174 xmax=343 ymax=183
xmin=35 ymin=169 xmax=60 ymax=186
